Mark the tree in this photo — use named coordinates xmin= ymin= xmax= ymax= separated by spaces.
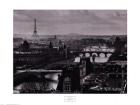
xmin=49 ymin=41 xmax=53 ymax=48
xmin=21 ymin=40 xmax=30 ymax=51
xmin=114 ymin=37 xmax=122 ymax=54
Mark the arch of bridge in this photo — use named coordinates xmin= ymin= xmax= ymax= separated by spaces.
xmin=99 ymin=53 xmax=105 ymax=57
xmin=75 ymin=51 xmax=113 ymax=57
xmin=92 ymin=53 xmax=98 ymax=57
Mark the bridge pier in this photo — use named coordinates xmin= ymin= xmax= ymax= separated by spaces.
xmin=105 ymin=53 xmax=107 ymax=57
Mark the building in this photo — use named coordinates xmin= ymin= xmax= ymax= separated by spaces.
xmin=56 ymin=57 xmax=93 ymax=93
xmin=57 ymin=65 xmax=80 ymax=93
xmin=14 ymin=40 xmax=70 ymax=71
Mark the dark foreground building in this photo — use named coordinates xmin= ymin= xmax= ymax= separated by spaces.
xmin=57 ymin=65 xmax=80 ymax=93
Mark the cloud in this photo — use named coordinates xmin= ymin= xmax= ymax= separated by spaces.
xmin=14 ymin=10 xmax=127 ymax=36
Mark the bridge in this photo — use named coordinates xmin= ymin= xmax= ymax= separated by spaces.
xmin=71 ymin=50 xmax=114 ymax=57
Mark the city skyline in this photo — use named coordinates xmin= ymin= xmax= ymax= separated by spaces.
xmin=14 ymin=10 xmax=127 ymax=38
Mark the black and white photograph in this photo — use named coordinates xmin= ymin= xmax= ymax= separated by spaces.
xmin=13 ymin=10 xmax=127 ymax=94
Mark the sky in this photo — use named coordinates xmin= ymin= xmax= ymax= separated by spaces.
xmin=14 ymin=10 xmax=127 ymax=37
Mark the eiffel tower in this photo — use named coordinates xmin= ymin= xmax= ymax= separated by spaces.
xmin=32 ymin=19 xmax=38 ymax=38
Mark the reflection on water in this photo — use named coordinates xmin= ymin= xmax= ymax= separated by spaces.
xmin=44 ymin=73 xmax=60 ymax=81
xmin=95 ymin=57 xmax=109 ymax=63
xmin=14 ymin=73 xmax=61 ymax=93
xmin=44 ymin=73 xmax=61 ymax=90
xmin=95 ymin=53 xmax=112 ymax=63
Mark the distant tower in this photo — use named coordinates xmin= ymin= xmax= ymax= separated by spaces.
xmin=32 ymin=19 xmax=38 ymax=37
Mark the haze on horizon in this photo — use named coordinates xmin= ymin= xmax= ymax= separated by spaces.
xmin=14 ymin=10 xmax=127 ymax=38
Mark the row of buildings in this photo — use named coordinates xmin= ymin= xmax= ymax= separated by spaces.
xmin=14 ymin=39 xmax=71 ymax=71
